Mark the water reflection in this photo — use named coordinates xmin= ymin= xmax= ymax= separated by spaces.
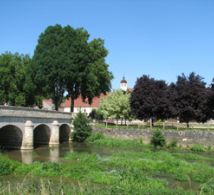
xmin=49 ymin=146 xmax=60 ymax=163
xmin=0 ymin=142 xmax=75 ymax=164
xmin=0 ymin=142 xmax=123 ymax=164
xmin=21 ymin=150 xmax=33 ymax=164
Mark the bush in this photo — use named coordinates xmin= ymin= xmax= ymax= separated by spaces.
xmin=73 ymin=112 xmax=92 ymax=142
xmin=190 ymin=144 xmax=206 ymax=153
xmin=168 ymin=139 xmax=177 ymax=148
xmin=200 ymin=178 xmax=214 ymax=194
xmin=0 ymin=156 xmax=19 ymax=175
xmin=150 ymin=129 xmax=166 ymax=148
xmin=87 ymin=132 xmax=105 ymax=142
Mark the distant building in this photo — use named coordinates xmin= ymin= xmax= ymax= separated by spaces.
xmin=60 ymin=94 xmax=107 ymax=114
xmin=42 ymin=77 xmax=129 ymax=113
xmin=120 ymin=76 xmax=128 ymax=92
xmin=42 ymin=99 xmax=55 ymax=110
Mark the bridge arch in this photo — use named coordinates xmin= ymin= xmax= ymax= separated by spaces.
xmin=59 ymin=124 xmax=71 ymax=143
xmin=0 ymin=125 xmax=23 ymax=149
xmin=34 ymin=124 xmax=51 ymax=147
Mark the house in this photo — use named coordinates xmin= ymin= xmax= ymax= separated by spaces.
xmin=60 ymin=94 xmax=107 ymax=114
xmin=42 ymin=77 xmax=129 ymax=114
xmin=42 ymin=99 xmax=55 ymax=110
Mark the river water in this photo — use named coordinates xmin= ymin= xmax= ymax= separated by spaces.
xmin=0 ymin=142 xmax=92 ymax=164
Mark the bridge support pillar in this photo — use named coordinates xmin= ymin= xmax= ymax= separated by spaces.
xmin=21 ymin=120 xmax=34 ymax=150
xmin=49 ymin=120 xmax=59 ymax=145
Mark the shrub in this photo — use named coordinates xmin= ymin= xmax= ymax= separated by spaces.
xmin=168 ymin=139 xmax=177 ymax=148
xmin=87 ymin=132 xmax=105 ymax=142
xmin=200 ymin=178 xmax=214 ymax=194
xmin=73 ymin=112 xmax=92 ymax=142
xmin=0 ymin=156 xmax=19 ymax=175
xmin=150 ymin=129 xmax=166 ymax=148
xmin=190 ymin=144 xmax=206 ymax=153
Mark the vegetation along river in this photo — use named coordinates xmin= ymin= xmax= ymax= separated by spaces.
xmin=0 ymin=135 xmax=214 ymax=194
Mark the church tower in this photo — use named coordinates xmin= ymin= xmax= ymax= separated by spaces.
xmin=120 ymin=76 xmax=128 ymax=92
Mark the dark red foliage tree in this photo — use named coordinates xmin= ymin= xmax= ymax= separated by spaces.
xmin=170 ymin=72 xmax=212 ymax=127
xmin=130 ymin=75 xmax=171 ymax=123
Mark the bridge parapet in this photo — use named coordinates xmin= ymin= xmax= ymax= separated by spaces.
xmin=0 ymin=106 xmax=71 ymax=120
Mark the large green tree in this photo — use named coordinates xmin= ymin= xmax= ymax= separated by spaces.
xmin=33 ymin=25 xmax=67 ymax=110
xmin=0 ymin=52 xmax=39 ymax=106
xmin=78 ymin=38 xmax=113 ymax=111
xmin=33 ymin=24 xmax=112 ymax=111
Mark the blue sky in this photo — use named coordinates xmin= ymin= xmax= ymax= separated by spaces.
xmin=1 ymin=0 xmax=214 ymax=89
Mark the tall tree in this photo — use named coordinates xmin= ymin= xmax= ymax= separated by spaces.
xmin=171 ymin=72 xmax=211 ymax=127
xmin=64 ymin=29 xmax=112 ymax=112
xmin=81 ymin=39 xmax=112 ymax=100
xmin=33 ymin=24 xmax=112 ymax=111
xmin=130 ymin=75 xmax=170 ymax=123
xmin=33 ymin=25 xmax=68 ymax=110
xmin=0 ymin=52 xmax=38 ymax=106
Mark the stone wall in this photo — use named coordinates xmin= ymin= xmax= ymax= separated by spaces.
xmin=93 ymin=127 xmax=214 ymax=146
xmin=0 ymin=106 xmax=71 ymax=119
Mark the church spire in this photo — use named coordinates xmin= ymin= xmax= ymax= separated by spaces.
xmin=120 ymin=76 xmax=128 ymax=92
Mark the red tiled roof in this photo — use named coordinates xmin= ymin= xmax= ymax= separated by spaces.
xmin=42 ymin=99 xmax=53 ymax=105
xmin=60 ymin=94 xmax=107 ymax=108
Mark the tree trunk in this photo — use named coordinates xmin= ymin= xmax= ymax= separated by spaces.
xmin=152 ymin=118 xmax=154 ymax=127
xmin=70 ymin=95 xmax=75 ymax=113
xmin=150 ymin=118 xmax=152 ymax=129
xmin=177 ymin=117 xmax=179 ymax=130
xmin=53 ymin=97 xmax=59 ymax=111
xmin=163 ymin=121 xmax=165 ymax=130
xmin=186 ymin=122 xmax=189 ymax=128
xmin=55 ymin=104 xmax=58 ymax=111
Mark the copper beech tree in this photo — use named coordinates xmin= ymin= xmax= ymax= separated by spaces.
xmin=130 ymin=73 xmax=213 ymax=127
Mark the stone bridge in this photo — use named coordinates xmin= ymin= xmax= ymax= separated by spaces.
xmin=0 ymin=106 xmax=72 ymax=150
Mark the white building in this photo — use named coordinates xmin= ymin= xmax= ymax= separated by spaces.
xmin=120 ymin=76 xmax=128 ymax=92
xmin=43 ymin=77 xmax=129 ymax=113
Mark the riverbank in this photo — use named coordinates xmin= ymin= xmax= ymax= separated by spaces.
xmin=93 ymin=126 xmax=214 ymax=147
xmin=0 ymin=133 xmax=213 ymax=194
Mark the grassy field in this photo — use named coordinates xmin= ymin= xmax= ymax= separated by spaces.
xmin=0 ymin=133 xmax=214 ymax=194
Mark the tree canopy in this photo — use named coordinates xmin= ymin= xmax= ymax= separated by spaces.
xmin=130 ymin=75 xmax=170 ymax=121
xmin=33 ymin=24 xmax=113 ymax=111
xmin=171 ymin=72 xmax=212 ymax=125
xmin=0 ymin=52 xmax=40 ymax=107
xmin=130 ymin=73 xmax=213 ymax=126
xmin=98 ymin=90 xmax=131 ymax=123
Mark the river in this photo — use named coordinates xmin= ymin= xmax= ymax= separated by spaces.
xmin=0 ymin=142 xmax=92 ymax=164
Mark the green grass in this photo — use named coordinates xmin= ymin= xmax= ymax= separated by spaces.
xmin=0 ymin=133 xmax=214 ymax=194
